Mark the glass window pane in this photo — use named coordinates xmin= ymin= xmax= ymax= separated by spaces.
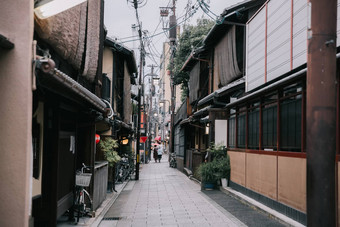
xmin=228 ymin=117 xmax=236 ymax=148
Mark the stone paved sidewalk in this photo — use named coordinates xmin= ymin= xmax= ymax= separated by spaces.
xmin=98 ymin=154 xmax=288 ymax=227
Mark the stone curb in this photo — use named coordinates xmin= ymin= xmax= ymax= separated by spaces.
xmin=89 ymin=180 xmax=130 ymax=227
xmin=219 ymin=186 xmax=305 ymax=227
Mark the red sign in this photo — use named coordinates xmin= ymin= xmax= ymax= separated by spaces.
xmin=140 ymin=136 xmax=148 ymax=143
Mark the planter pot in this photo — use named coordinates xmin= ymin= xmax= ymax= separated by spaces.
xmin=204 ymin=182 xmax=215 ymax=190
xmin=221 ymin=178 xmax=228 ymax=187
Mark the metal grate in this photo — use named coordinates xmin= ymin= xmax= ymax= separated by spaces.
xmin=102 ymin=217 xmax=121 ymax=220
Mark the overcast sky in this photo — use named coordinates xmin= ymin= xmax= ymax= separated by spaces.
xmin=104 ymin=0 xmax=243 ymax=75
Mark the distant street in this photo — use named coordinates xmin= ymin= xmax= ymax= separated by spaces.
xmin=99 ymin=154 xmax=288 ymax=227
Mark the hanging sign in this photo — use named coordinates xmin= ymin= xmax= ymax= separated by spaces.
xmin=140 ymin=136 xmax=148 ymax=143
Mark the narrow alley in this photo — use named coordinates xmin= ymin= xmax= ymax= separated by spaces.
xmin=97 ymin=154 xmax=289 ymax=227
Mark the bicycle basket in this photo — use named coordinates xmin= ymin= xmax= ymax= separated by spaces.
xmin=76 ymin=173 xmax=92 ymax=187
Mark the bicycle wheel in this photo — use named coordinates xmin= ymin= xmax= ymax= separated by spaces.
xmin=75 ymin=189 xmax=83 ymax=223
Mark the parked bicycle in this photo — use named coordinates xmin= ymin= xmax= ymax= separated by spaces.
xmin=74 ymin=163 xmax=93 ymax=223
xmin=169 ymin=152 xmax=177 ymax=168
xmin=115 ymin=154 xmax=132 ymax=183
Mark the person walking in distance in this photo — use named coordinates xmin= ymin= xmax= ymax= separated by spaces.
xmin=157 ymin=140 xmax=164 ymax=163
xmin=153 ymin=144 xmax=158 ymax=163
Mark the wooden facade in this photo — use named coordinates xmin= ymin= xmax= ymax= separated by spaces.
xmin=175 ymin=0 xmax=340 ymax=225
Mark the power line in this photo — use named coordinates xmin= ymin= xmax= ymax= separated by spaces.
xmin=118 ymin=2 xmax=200 ymax=44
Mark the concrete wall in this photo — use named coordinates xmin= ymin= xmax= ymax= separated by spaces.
xmin=0 ymin=1 xmax=33 ymax=226
xmin=229 ymin=151 xmax=307 ymax=213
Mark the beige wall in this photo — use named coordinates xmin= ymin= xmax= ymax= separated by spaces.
xmin=102 ymin=48 xmax=113 ymax=81
xmin=229 ymin=151 xmax=246 ymax=186
xmin=278 ymin=157 xmax=306 ymax=212
xmin=229 ymin=151 xmax=306 ymax=212
xmin=102 ymin=47 xmax=113 ymax=103
xmin=0 ymin=1 xmax=33 ymax=226
xmin=101 ymin=47 xmax=114 ymax=135
xmin=246 ymin=154 xmax=277 ymax=200
xmin=32 ymin=102 xmax=44 ymax=197
xmin=160 ymin=42 xmax=182 ymax=111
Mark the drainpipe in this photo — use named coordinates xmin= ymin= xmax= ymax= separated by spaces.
xmin=306 ymin=0 xmax=337 ymax=226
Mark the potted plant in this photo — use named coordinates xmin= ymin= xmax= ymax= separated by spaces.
xmin=216 ymin=156 xmax=230 ymax=187
xmin=197 ymin=161 xmax=219 ymax=190
xmin=197 ymin=143 xmax=231 ymax=190
xmin=99 ymin=138 xmax=121 ymax=192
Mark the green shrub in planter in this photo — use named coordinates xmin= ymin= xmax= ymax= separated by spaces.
xmin=198 ymin=143 xmax=231 ymax=189
xmin=99 ymin=138 xmax=121 ymax=192
xmin=99 ymin=138 xmax=121 ymax=166
xmin=197 ymin=161 xmax=219 ymax=184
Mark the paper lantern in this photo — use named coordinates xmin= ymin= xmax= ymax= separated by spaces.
xmin=95 ymin=134 xmax=100 ymax=144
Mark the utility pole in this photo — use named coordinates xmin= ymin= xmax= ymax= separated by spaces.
xmin=306 ymin=0 xmax=337 ymax=226
xmin=147 ymin=64 xmax=156 ymax=162
xmin=134 ymin=0 xmax=144 ymax=180
xmin=169 ymin=0 xmax=177 ymax=154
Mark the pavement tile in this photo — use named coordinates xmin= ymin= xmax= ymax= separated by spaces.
xmin=176 ymin=218 xmax=193 ymax=224
xmin=146 ymin=221 xmax=162 ymax=226
xmin=131 ymin=222 xmax=147 ymax=227
xmin=99 ymin=154 xmax=290 ymax=227
xmin=116 ymin=220 xmax=133 ymax=227
xmin=161 ymin=220 xmax=177 ymax=225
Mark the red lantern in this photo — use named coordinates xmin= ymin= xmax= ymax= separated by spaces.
xmin=95 ymin=134 xmax=100 ymax=144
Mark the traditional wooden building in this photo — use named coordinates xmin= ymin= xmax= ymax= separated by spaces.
xmin=178 ymin=0 xmax=265 ymax=179
xmin=31 ymin=0 xmax=111 ymax=225
xmin=99 ymin=37 xmax=137 ymax=160
xmin=180 ymin=0 xmax=340 ymax=225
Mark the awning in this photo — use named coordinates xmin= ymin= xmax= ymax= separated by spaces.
xmin=225 ymin=68 xmax=307 ymax=108
xmin=37 ymin=67 xmax=107 ymax=113
xmin=193 ymin=105 xmax=212 ymax=118
xmin=200 ymin=116 xmax=209 ymax=123
xmin=198 ymin=77 xmax=245 ymax=107
xmin=179 ymin=117 xmax=191 ymax=125
xmin=114 ymin=119 xmax=134 ymax=133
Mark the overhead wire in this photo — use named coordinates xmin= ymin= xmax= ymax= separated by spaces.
xmin=120 ymin=0 xmax=212 ymax=80
xmin=118 ymin=1 xmax=200 ymax=45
